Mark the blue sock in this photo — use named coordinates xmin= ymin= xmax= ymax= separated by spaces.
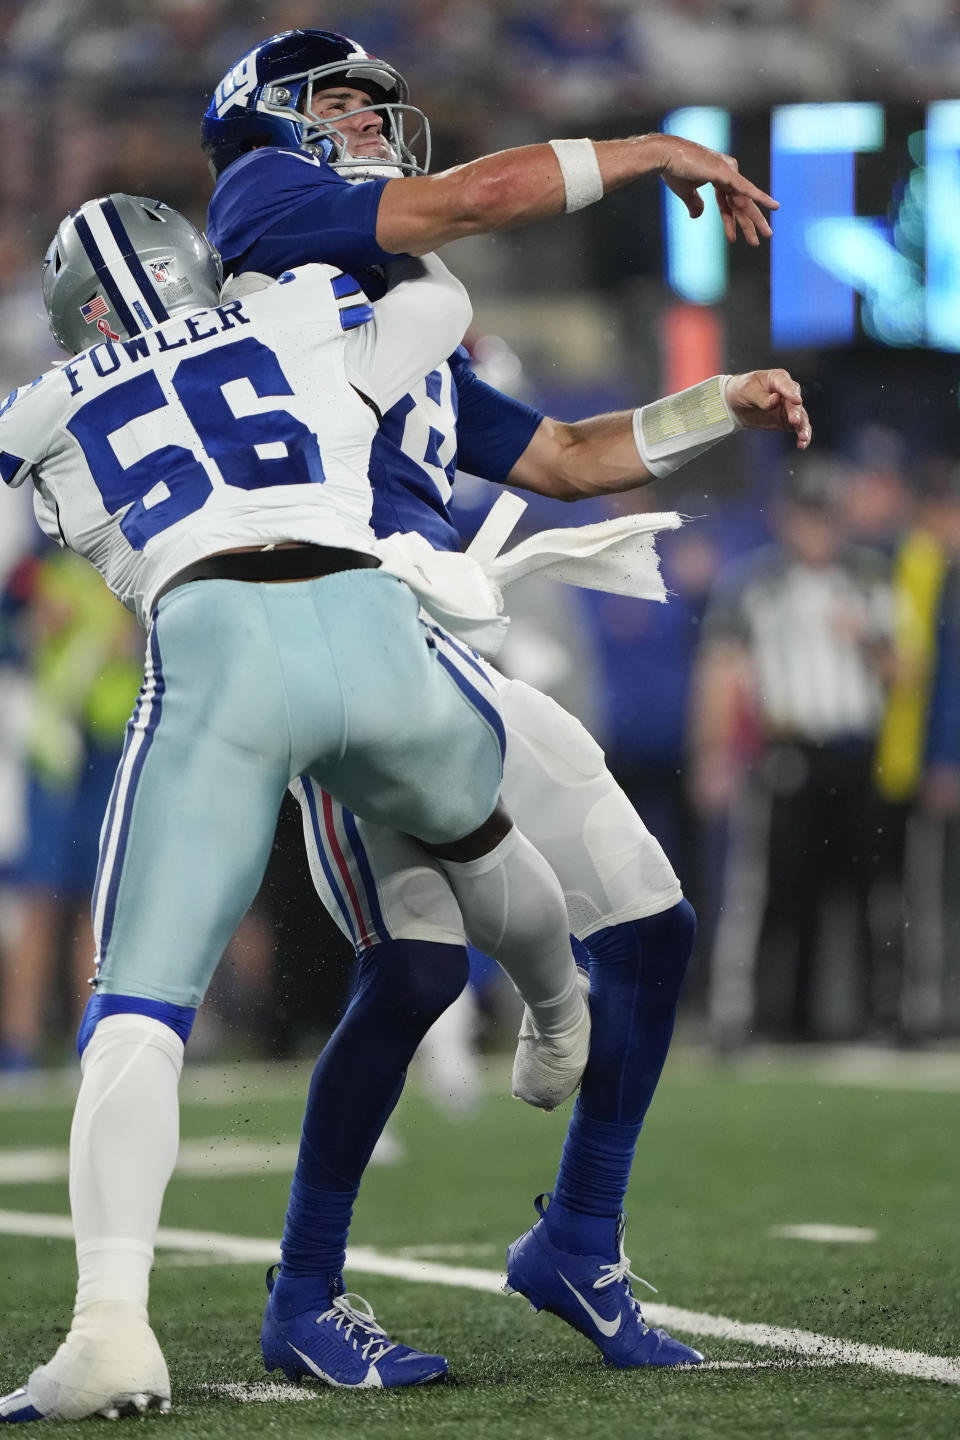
xmin=276 ymin=939 xmax=469 ymax=1301
xmin=548 ymin=900 xmax=696 ymax=1256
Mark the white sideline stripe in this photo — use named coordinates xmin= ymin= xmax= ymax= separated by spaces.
xmin=1 ymin=1210 xmax=958 ymax=1388
xmin=0 ymin=1133 xmax=402 ymax=1186
xmin=0 ymin=1139 xmax=301 ymax=1184
xmin=640 ymin=1304 xmax=960 ymax=1385
xmin=699 ymin=1360 xmax=838 ymax=1370
xmin=398 ymin=1243 xmax=499 ymax=1259
xmin=769 ymin=1224 xmax=877 ymax=1243
xmin=3 ymin=1047 xmax=960 ymax=1109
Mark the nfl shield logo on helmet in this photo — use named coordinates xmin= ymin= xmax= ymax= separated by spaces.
xmin=79 ymin=296 xmax=109 ymax=324
xmin=150 ymin=260 xmax=171 ymax=284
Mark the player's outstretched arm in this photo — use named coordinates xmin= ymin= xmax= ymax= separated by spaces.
xmin=507 ymin=369 xmax=811 ymax=502
xmin=376 ymin=134 xmax=778 ymax=255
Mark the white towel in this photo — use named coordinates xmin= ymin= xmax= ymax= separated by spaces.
xmin=375 ymin=530 xmax=509 ymax=656
xmin=375 ymin=494 xmax=683 ymax=659
xmin=485 ymin=508 xmax=683 ymax=599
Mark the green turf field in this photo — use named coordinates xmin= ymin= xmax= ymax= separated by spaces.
xmin=1 ymin=1044 xmax=958 ymax=1439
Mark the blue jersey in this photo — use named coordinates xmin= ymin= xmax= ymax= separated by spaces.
xmin=207 ymin=148 xmax=396 ymax=292
xmin=207 ymin=147 xmax=543 ymax=551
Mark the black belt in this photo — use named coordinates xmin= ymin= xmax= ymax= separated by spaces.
xmin=155 ymin=544 xmax=380 ymax=604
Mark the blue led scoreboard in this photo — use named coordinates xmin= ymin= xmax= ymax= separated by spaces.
xmin=661 ymin=102 xmax=960 ymax=352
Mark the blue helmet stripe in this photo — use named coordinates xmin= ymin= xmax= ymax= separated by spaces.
xmin=100 ymin=197 xmax=170 ymax=324
xmin=71 ymin=212 xmax=141 ymax=336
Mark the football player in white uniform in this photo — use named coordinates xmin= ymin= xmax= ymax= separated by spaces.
xmin=0 ymin=193 xmax=594 ymax=1422
xmin=198 ymin=28 xmax=812 ymax=1390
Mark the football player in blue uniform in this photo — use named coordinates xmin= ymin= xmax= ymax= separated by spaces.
xmin=200 ymin=29 xmax=810 ymax=1389
xmin=0 ymin=196 xmax=601 ymax=1422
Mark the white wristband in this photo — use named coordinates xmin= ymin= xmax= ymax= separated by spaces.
xmin=548 ymin=138 xmax=604 ymax=213
xmin=633 ymin=375 xmax=743 ymax=478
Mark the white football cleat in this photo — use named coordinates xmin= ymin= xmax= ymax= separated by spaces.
xmin=0 ymin=1302 xmax=170 ymax=1423
xmin=511 ymin=968 xmax=591 ymax=1110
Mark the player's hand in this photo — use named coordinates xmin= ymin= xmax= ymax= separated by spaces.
xmin=725 ymin=369 xmax=811 ymax=448
xmin=654 ymin=135 xmax=778 ymax=246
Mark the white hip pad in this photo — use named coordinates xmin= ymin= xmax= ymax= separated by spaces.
xmin=297 ymin=675 xmax=682 ymax=949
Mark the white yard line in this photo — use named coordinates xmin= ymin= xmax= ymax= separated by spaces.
xmin=768 ymin=1224 xmax=877 ymax=1243
xmin=205 ymin=1358 xmax=851 ymax=1403
xmin=0 ymin=1209 xmax=957 ymax=1387
xmin=0 ymin=1140 xmax=301 ymax=1184
xmin=639 ymin=1303 xmax=960 ymax=1385
xmin=206 ymin=1383 xmax=320 ymax=1404
xmin=398 ymin=1243 xmax=499 ymax=1259
xmin=674 ymin=1043 xmax=960 ymax=1093
xmin=0 ymin=1132 xmax=401 ymax=1184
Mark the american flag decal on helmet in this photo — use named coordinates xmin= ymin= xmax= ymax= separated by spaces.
xmin=80 ymin=296 xmax=109 ymax=323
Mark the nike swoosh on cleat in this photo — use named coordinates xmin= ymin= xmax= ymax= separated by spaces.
xmin=286 ymin=1343 xmax=335 ymax=1383
xmin=286 ymin=1342 xmax=383 ymax=1390
xmin=556 ymin=1272 xmax=622 ymax=1337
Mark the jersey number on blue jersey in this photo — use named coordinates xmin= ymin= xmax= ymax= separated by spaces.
xmin=67 ymin=336 xmax=325 ymax=549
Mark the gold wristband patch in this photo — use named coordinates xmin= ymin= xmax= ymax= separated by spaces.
xmin=640 ymin=376 xmax=728 ymax=448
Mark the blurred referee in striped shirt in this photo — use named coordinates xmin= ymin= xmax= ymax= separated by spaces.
xmin=691 ymin=458 xmax=898 ymax=1046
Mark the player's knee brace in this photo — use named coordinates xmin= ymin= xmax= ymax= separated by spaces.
xmin=77 ymin=993 xmax=196 ymax=1057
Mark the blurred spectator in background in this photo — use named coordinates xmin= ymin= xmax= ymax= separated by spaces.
xmin=631 ymin=0 xmax=847 ymax=107
xmin=0 ymin=550 xmax=142 ymax=1071
xmin=692 ymin=457 xmax=900 ymax=1048
xmin=504 ymin=0 xmax=643 ymax=120
xmin=838 ymin=428 xmax=922 ymax=1042
xmin=840 ymin=430 xmax=960 ymax=1040
xmin=0 ymin=514 xmax=35 ymax=1061
xmin=826 ymin=0 xmax=960 ymax=101
xmin=894 ymin=460 xmax=960 ymax=1039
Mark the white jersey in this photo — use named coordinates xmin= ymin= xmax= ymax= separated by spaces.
xmin=0 ymin=257 xmax=470 ymax=625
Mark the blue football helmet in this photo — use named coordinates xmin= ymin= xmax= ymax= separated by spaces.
xmin=201 ymin=29 xmax=430 ymax=179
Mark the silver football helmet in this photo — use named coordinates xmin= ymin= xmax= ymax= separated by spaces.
xmin=42 ymin=194 xmax=223 ymax=354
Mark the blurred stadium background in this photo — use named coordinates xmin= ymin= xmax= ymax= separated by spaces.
xmin=0 ymin=3 xmax=959 ymax=1433
xmin=3 ymin=0 xmax=960 ymax=1068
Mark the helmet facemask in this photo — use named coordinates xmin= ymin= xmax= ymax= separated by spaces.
xmin=257 ymin=58 xmax=431 ymax=179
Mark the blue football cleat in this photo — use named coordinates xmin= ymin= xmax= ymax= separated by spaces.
xmin=260 ymin=1267 xmax=448 ymax=1389
xmin=504 ymin=1195 xmax=703 ymax=1367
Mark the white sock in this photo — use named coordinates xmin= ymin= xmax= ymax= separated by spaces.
xmin=439 ymin=826 xmax=582 ymax=1038
xmin=69 ymin=1014 xmax=184 ymax=1315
